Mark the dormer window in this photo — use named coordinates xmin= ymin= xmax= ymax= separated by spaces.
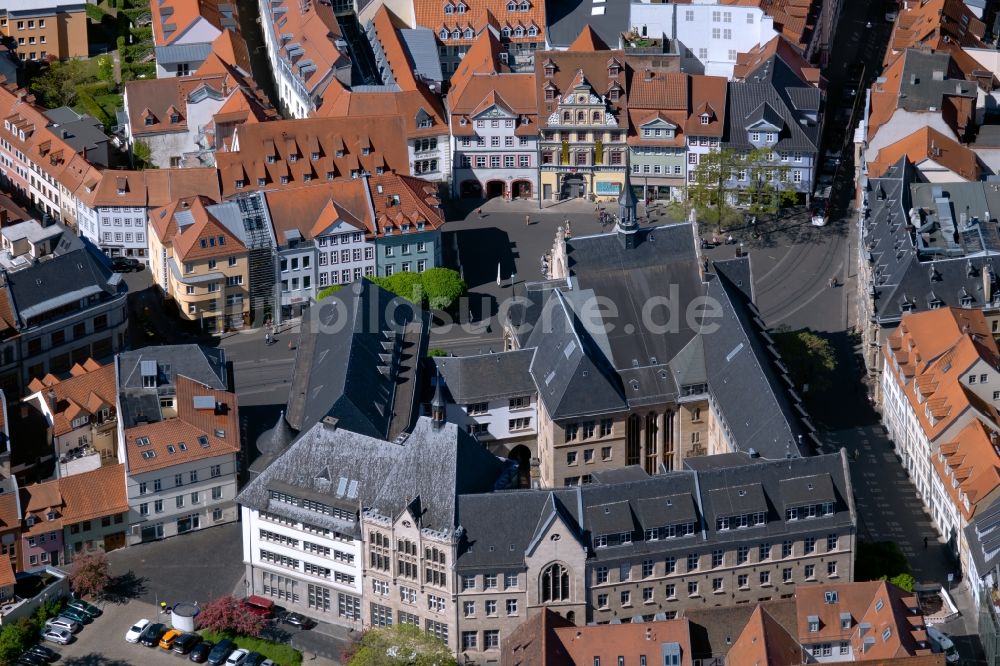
xmin=289 ymin=153 xmax=298 ymax=163
xmin=235 ymin=179 xmax=245 ymax=188
xmin=514 ymin=25 xmax=524 ymax=37
xmin=440 ymin=29 xmax=448 ymax=40
xmin=506 ymin=0 xmax=515 ymax=9
xmin=311 ymin=151 xmax=320 ymax=160
xmin=47 ymin=511 xmax=56 ymax=521
xmin=257 ymin=178 xmax=266 ymax=186
xmin=169 ymin=113 xmax=180 ymax=124
xmin=544 ymin=64 xmax=555 ymax=77
xmin=609 ymin=64 xmax=620 ymax=77
xmin=452 ymin=29 xmax=460 ymax=39
xmin=145 ymin=116 xmax=154 ymax=126
xmin=456 ymin=2 xmax=467 ymax=13
xmin=336 ymin=149 xmax=344 ymax=158
xmin=528 ymin=25 xmax=537 ymax=36
xmin=501 ymin=26 xmax=511 ymax=37
xmin=519 ymin=1 xmax=529 ymax=9
xmin=545 ymin=88 xmax=554 ymax=101
xmin=362 ymin=147 xmax=371 ymax=156
xmin=266 ymin=154 xmax=276 ymax=164
xmin=700 ymin=114 xmax=710 ymax=125
xmin=444 ymin=2 xmax=454 ymax=13
xmin=464 ymin=27 xmax=474 ymax=39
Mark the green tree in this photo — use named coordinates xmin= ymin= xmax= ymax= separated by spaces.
xmin=686 ymin=147 xmax=796 ymax=229
xmin=772 ymin=326 xmax=836 ymax=395
xmin=420 ymin=268 xmax=466 ymax=310
xmin=132 ymin=139 xmax=155 ymax=169
xmin=371 ymin=272 xmax=424 ymax=304
xmin=348 ymin=624 xmax=456 ymax=666
xmin=317 ymin=284 xmax=343 ymax=300
xmin=888 ymin=572 xmax=916 ymax=593
xmin=29 ymin=59 xmax=97 ymax=108
xmin=0 ymin=618 xmax=34 ymax=664
xmin=96 ymin=55 xmax=114 ymax=82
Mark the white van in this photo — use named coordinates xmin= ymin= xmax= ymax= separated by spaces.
xmin=926 ymin=625 xmax=960 ymax=664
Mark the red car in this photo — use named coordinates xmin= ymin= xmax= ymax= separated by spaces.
xmin=240 ymin=596 xmax=274 ymax=619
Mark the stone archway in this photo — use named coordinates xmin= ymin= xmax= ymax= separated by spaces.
xmin=486 ymin=180 xmax=506 ymax=199
xmin=460 ymin=180 xmax=482 ymax=198
xmin=512 ymin=180 xmax=532 ymax=199
xmin=508 ymin=445 xmax=532 ymax=488
xmin=560 ymin=174 xmax=586 ymax=200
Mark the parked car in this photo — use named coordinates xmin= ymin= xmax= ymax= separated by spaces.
xmin=44 ymin=617 xmax=81 ymax=634
xmin=886 ymin=11 xmax=898 ymax=21
xmin=110 ymin=257 xmax=143 ymax=272
xmin=207 ymin=639 xmax=235 ymax=666
xmin=139 ymin=623 xmax=167 ymax=647
xmin=189 ymin=640 xmax=215 ymax=663
xmin=24 ymin=645 xmax=58 ymax=662
xmin=67 ymin=599 xmax=102 ymax=618
xmin=40 ymin=628 xmax=72 ymax=645
xmin=159 ymin=628 xmax=183 ymax=650
xmin=281 ymin=612 xmax=316 ymax=630
xmin=243 ymin=652 xmax=266 ymax=666
xmin=173 ymin=632 xmax=201 ymax=655
xmin=125 ymin=618 xmax=150 ymax=643
xmin=241 ymin=595 xmax=275 ymax=618
xmin=16 ymin=652 xmax=48 ymax=666
xmin=58 ymin=607 xmax=92 ymax=625
xmin=225 ymin=649 xmax=250 ymax=666
xmin=260 ymin=660 xmax=276 ymax=666
xmin=926 ymin=626 xmax=960 ymax=664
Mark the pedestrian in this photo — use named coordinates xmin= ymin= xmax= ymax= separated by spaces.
xmin=525 ymin=215 xmax=530 ymax=227
xmin=477 ymin=207 xmax=483 ymax=218
xmin=924 ymin=536 xmax=929 ymax=549
xmin=853 ymin=448 xmax=859 ymax=461
xmin=727 ymin=234 xmax=734 ymax=244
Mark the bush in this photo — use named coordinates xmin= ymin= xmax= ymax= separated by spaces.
xmin=886 ymin=572 xmax=916 ymax=593
xmin=0 ymin=618 xmax=35 ymax=664
xmin=85 ymin=4 xmax=108 ymax=22
xmin=75 ymin=91 xmax=113 ymax=129
xmin=69 ymin=552 xmax=111 ymax=599
xmin=427 ymin=348 xmax=448 ymax=357
xmin=317 ymin=284 xmax=343 ymax=300
xmin=200 ymin=629 xmax=302 ymax=666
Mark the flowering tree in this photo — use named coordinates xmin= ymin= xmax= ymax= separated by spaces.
xmin=69 ymin=552 xmax=111 ymax=599
xmin=197 ymin=596 xmax=265 ymax=637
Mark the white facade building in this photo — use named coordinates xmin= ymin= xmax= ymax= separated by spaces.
xmin=452 ymin=102 xmax=538 ymax=200
xmin=240 ymin=505 xmax=363 ymax=625
xmin=630 ymin=0 xmax=778 ymax=79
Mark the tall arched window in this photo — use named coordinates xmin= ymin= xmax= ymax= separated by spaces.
xmin=644 ymin=412 xmax=658 ymax=475
xmin=541 ymin=563 xmax=569 ymax=602
xmin=626 ymin=414 xmax=640 ymax=466
xmin=576 ymin=110 xmax=586 ymax=122
xmin=562 ymin=111 xmax=572 ymax=124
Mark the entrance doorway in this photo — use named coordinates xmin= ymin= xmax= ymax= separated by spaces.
xmin=460 ymin=180 xmax=482 ymax=198
xmin=560 ymin=175 xmax=586 ymax=199
xmin=508 ymin=445 xmax=532 ymax=488
xmin=512 ymin=180 xmax=532 ymax=199
xmin=485 ymin=181 xmax=506 ymax=199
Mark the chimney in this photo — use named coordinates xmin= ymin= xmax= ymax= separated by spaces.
xmin=47 ymin=390 xmax=57 ymax=415
xmin=985 ymin=264 xmax=993 ymax=303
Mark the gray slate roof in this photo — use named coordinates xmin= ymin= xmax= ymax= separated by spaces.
xmin=964 ymin=498 xmax=1000 ymax=579
xmin=864 ymin=160 xmax=1000 ymax=323
xmin=434 ymin=349 xmax=536 ymax=403
xmin=398 ymin=29 xmax=444 ymax=83
xmin=895 ymin=50 xmax=976 ymax=116
xmin=117 ymin=344 xmax=227 ymax=428
xmin=6 ymin=244 xmax=119 ymax=325
xmin=701 ymin=259 xmax=810 ymax=457
xmin=285 ymin=279 xmax=426 ymax=440
xmin=545 ymin=0 xmax=631 ymax=48
xmin=237 ymin=417 xmax=506 ymax=533
xmin=42 ymin=107 xmax=109 ymax=156
xmin=455 ymin=451 xmax=854 ymax=571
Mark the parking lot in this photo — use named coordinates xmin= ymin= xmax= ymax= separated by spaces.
xmin=50 ymin=598 xmax=186 ymax=666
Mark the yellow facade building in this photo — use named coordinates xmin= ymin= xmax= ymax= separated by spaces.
xmin=149 ymin=196 xmax=250 ymax=333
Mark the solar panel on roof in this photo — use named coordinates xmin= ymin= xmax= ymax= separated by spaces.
xmin=193 ymin=396 xmax=216 ymax=409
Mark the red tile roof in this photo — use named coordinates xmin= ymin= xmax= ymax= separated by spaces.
xmin=26 ymin=360 xmax=115 ymax=437
xmin=58 ymin=464 xmax=129 ymax=525
xmin=411 ymin=0 xmax=545 ymax=48
xmin=122 ymin=375 xmax=240 ymax=474
xmin=869 ymin=126 xmax=981 ymax=180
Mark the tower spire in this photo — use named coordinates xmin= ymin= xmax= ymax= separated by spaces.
xmin=616 ymin=160 xmax=639 ymax=248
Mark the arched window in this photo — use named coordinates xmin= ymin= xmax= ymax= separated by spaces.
xmin=576 ymin=110 xmax=586 ymax=122
xmin=566 ymin=611 xmax=576 ymax=624
xmin=592 ymin=111 xmax=601 ymax=123
xmin=626 ymin=414 xmax=640 ymax=466
xmin=644 ymin=412 xmax=658 ymax=475
xmin=541 ymin=563 xmax=569 ymax=602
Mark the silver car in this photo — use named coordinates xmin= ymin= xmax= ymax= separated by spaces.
xmin=45 ymin=617 xmax=81 ymax=634
xmin=41 ymin=627 xmax=72 ymax=645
